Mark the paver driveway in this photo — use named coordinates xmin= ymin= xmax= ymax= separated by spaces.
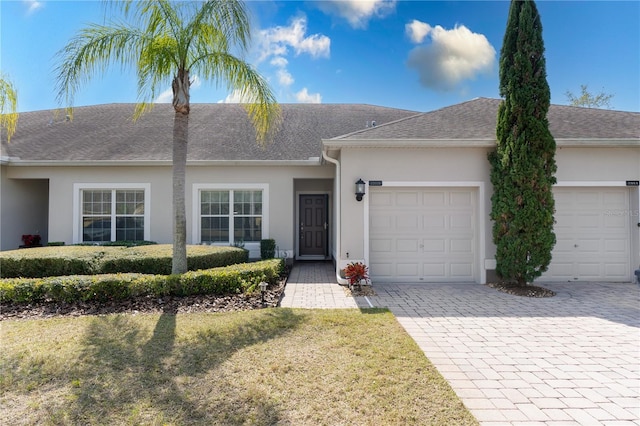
xmin=369 ymin=282 xmax=640 ymax=425
xmin=281 ymin=262 xmax=640 ymax=425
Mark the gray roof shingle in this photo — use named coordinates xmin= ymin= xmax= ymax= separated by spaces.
xmin=3 ymin=98 xmax=637 ymax=163
xmin=336 ymin=97 xmax=640 ymax=141
xmin=1 ymin=103 xmax=418 ymax=162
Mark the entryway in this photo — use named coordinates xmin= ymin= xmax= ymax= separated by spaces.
xmin=298 ymin=194 xmax=329 ymax=258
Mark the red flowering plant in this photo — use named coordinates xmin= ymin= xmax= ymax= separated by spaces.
xmin=343 ymin=262 xmax=369 ymax=288
xmin=21 ymin=234 xmax=41 ymax=247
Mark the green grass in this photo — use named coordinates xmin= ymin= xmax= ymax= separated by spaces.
xmin=1 ymin=309 xmax=478 ymax=425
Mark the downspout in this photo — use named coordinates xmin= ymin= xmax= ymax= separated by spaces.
xmin=322 ymin=149 xmax=349 ymax=285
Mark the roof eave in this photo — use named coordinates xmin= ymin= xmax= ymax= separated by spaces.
xmin=1 ymin=159 xmax=324 ymax=167
xmin=322 ymin=138 xmax=640 ymax=149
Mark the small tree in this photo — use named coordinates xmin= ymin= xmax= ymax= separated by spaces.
xmin=0 ymin=73 xmax=18 ymax=142
xmin=489 ymin=0 xmax=557 ymax=285
xmin=56 ymin=0 xmax=280 ymax=274
xmin=565 ymin=84 xmax=614 ymax=109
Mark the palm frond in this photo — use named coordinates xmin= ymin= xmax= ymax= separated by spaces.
xmin=0 ymin=75 xmax=19 ymax=142
xmin=54 ymin=23 xmax=145 ymax=107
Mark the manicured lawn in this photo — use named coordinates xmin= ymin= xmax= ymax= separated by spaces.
xmin=1 ymin=308 xmax=478 ymax=425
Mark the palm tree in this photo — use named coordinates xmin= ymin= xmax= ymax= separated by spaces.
xmin=0 ymin=73 xmax=19 ymax=142
xmin=55 ymin=0 xmax=280 ymax=273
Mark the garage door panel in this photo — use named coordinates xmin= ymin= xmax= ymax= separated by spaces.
xmin=397 ymin=239 xmax=419 ymax=252
xmin=604 ymin=239 xmax=628 ymax=253
xmin=423 ymin=214 xmax=446 ymax=229
xmin=370 ymin=187 xmax=476 ymax=283
xmin=423 ymin=192 xmax=446 ymax=206
xmin=397 ymin=192 xmax=420 ymax=206
xmin=450 ymin=238 xmax=473 ymax=253
xmin=576 ymin=239 xmax=600 ymax=252
xmin=554 ymin=239 xmax=574 ymax=253
xmin=370 ymin=215 xmax=393 ymax=231
xmin=541 ymin=187 xmax=631 ymax=282
xmin=451 ymin=263 xmax=473 ymax=277
xmin=604 ymin=215 xmax=627 ymax=229
xmin=575 ymin=214 xmax=600 ymax=229
xmin=370 ymin=238 xmax=392 ymax=254
xmin=450 ymin=191 xmax=472 ymax=206
xmin=423 ymin=239 xmax=445 ymax=252
xmin=370 ymin=191 xmax=394 ymax=206
xmin=451 ymin=214 xmax=473 ymax=230
xmin=397 ymin=263 xmax=420 ymax=276
xmin=397 ymin=215 xmax=420 ymax=230
xmin=605 ymin=264 xmax=629 ymax=278
xmin=423 ymin=263 xmax=446 ymax=277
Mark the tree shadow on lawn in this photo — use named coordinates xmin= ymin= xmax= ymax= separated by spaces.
xmin=63 ymin=307 xmax=307 ymax=425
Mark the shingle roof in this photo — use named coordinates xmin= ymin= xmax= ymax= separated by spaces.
xmin=335 ymin=97 xmax=640 ymax=141
xmin=1 ymin=103 xmax=418 ymax=162
xmin=4 ymin=99 xmax=637 ymax=163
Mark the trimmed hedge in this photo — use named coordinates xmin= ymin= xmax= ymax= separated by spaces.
xmin=260 ymin=239 xmax=276 ymax=260
xmin=0 ymin=245 xmax=248 ymax=278
xmin=0 ymin=259 xmax=284 ymax=304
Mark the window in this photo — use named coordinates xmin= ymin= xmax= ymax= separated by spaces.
xmin=200 ymin=189 xmax=263 ymax=244
xmin=75 ymin=184 xmax=149 ymax=243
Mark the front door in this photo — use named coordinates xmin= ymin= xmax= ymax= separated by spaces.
xmin=299 ymin=194 xmax=328 ymax=257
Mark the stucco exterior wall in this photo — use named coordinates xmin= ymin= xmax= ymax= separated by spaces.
xmin=4 ymin=163 xmax=334 ymax=257
xmin=555 ymin=147 xmax=639 ymax=182
xmin=336 ymin=144 xmax=640 ymax=283
xmin=338 ymin=146 xmax=492 ymax=262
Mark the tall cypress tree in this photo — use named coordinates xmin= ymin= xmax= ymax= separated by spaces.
xmin=489 ymin=0 xmax=557 ymax=285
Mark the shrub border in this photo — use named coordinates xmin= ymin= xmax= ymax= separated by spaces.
xmin=0 ymin=259 xmax=284 ymax=304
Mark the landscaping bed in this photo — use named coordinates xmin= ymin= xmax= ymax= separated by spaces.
xmin=0 ymin=276 xmax=286 ymax=320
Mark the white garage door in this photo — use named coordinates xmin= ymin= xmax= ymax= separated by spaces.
xmin=369 ymin=188 xmax=477 ymax=283
xmin=541 ymin=187 xmax=631 ymax=282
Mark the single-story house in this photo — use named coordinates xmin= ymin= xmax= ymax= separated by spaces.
xmin=2 ymin=98 xmax=639 ymax=284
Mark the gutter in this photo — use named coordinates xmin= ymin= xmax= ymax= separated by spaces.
xmin=321 ymin=149 xmax=349 ymax=286
xmin=1 ymin=158 xmax=323 ymax=167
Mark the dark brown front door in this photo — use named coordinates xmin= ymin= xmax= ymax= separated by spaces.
xmin=299 ymin=194 xmax=328 ymax=257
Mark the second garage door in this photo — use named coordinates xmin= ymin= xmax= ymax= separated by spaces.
xmin=369 ymin=188 xmax=477 ymax=283
xmin=540 ymin=187 xmax=631 ymax=282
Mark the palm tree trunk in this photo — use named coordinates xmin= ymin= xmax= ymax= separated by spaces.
xmin=172 ymin=111 xmax=189 ymax=274
xmin=171 ymin=69 xmax=190 ymax=274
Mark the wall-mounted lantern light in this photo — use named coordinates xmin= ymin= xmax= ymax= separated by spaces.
xmin=355 ymin=179 xmax=366 ymax=202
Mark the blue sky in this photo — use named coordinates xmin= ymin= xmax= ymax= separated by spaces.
xmin=2 ymin=0 xmax=639 ymax=113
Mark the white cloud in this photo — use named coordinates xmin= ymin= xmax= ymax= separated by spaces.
xmin=406 ymin=22 xmax=496 ymax=91
xmin=155 ymin=89 xmax=173 ymax=104
xmin=405 ymin=20 xmax=432 ymax=44
xmin=23 ymin=0 xmax=43 ymax=15
xmin=277 ymin=69 xmax=294 ymax=87
xmin=218 ymin=90 xmax=252 ymax=104
xmin=295 ymin=88 xmax=321 ymax=104
xmin=256 ymin=16 xmax=328 ymax=103
xmin=316 ymin=0 xmax=396 ymax=29
xmin=257 ymin=15 xmax=330 ymax=63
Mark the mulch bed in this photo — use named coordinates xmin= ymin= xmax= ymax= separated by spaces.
xmin=485 ymin=282 xmax=556 ymax=298
xmin=0 ymin=276 xmax=287 ymax=321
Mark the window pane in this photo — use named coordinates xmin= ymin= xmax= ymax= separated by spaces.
xmin=234 ymin=217 xmax=262 ymax=242
xmin=115 ymin=217 xmax=144 ymax=241
xmin=83 ymin=190 xmax=111 ymax=214
xmin=201 ymin=191 xmax=229 ymax=216
xmin=116 ymin=190 xmax=144 ymax=215
xmin=201 ymin=217 xmax=229 ymax=243
xmin=82 ymin=217 xmax=111 ymax=242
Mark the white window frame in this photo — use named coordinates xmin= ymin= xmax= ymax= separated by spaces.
xmin=73 ymin=183 xmax=151 ymax=243
xmin=192 ymin=184 xmax=269 ymax=257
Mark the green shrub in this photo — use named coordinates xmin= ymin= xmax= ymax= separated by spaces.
xmin=260 ymin=239 xmax=276 ymax=259
xmin=0 ymin=245 xmax=248 ymax=278
xmin=0 ymin=259 xmax=284 ymax=304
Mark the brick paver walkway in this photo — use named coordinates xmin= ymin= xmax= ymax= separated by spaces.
xmin=281 ymin=261 xmax=640 ymax=425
